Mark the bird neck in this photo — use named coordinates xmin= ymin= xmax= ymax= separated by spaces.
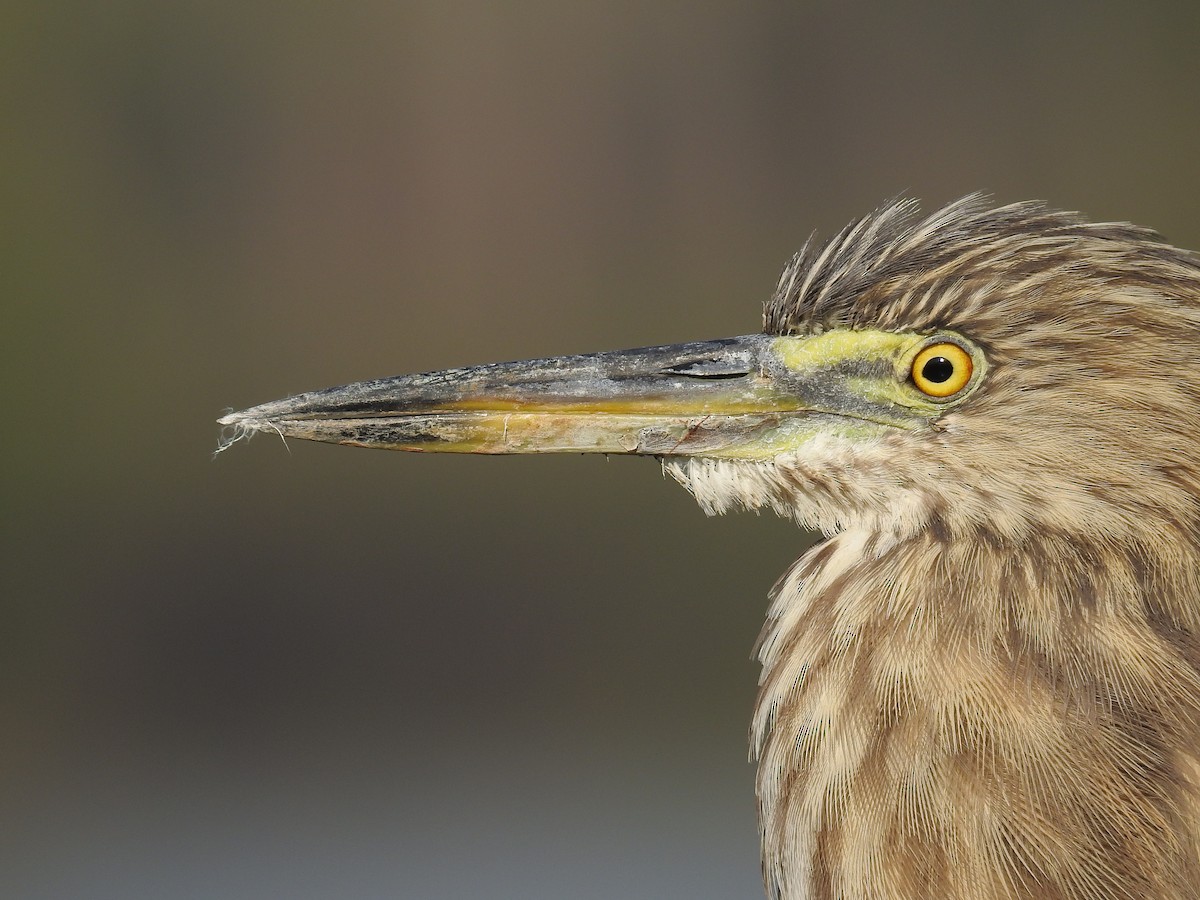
xmin=752 ymin=526 xmax=1200 ymax=900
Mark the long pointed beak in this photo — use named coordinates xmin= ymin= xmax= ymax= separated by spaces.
xmin=218 ymin=334 xmax=838 ymax=458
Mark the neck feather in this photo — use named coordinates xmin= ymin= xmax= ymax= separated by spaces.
xmin=753 ymin=527 xmax=1200 ymax=900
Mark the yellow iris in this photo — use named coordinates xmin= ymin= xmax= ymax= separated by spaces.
xmin=911 ymin=342 xmax=973 ymax=398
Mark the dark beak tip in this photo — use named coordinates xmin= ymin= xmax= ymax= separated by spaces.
xmin=218 ymin=395 xmax=298 ymax=426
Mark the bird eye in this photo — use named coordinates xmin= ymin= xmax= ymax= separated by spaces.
xmin=911 ymin=342 xmax=973 ymax=398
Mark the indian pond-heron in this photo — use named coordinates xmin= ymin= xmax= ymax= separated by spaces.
xmin=220 ymin=196 xmax=1200 ymax=900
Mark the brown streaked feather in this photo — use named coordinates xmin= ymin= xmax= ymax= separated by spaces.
xmin=754 ymin=531 xmax=1200 ymax=899
xmin=735 ymin=197 xmax=1200 ymax=898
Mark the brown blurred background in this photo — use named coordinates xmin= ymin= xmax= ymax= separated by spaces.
xmin=6 ymin=2 xmax=1200 ymax=897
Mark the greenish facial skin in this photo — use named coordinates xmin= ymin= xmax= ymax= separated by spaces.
xmin=218 ymin=329 xmax=987 ymax=460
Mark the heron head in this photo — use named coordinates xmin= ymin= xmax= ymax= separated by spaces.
xmin=220 ymin=196 xmax=1200 ymax=545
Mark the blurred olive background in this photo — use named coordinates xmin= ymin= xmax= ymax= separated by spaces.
xmin=6 ymin=2 xmax=1200 ymax=897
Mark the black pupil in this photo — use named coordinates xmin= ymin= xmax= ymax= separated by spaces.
xmin=922 ymin=356 xmax=955 ymax=384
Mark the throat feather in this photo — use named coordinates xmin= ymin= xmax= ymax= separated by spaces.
xmin=752 ymin=530 xmax=1200 ymax=900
